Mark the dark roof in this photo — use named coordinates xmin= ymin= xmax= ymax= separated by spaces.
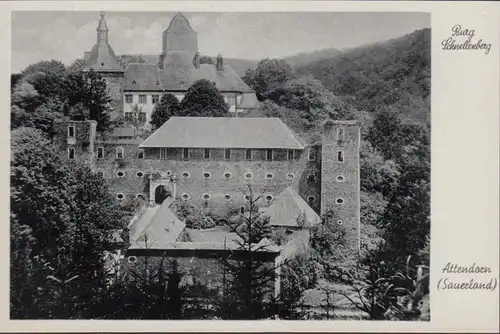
xmin=166 ymin=12 xmax=195 ymax=33
xmin=123 ymin=60 xmax=254 ymax=93
xmin=139 ymin=117 xmax=305 ymax=149
xmin=83 ymin=42 xmax=124 ymax=72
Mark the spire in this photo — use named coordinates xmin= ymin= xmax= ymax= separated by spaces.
xmin=97 ymin=11 xmax=108 ymax=43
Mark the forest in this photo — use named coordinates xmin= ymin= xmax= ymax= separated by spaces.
xmin=10 ymin=28 xmax=430 ymax=320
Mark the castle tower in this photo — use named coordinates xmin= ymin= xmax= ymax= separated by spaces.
xmin=82 ymin=12 xmax=125 ymax=119
xmin=320 ymin=120 xmax=361 ymax=251
xmin=161 ymin=12 xmax=198 ymax=68
xmin=52 ymin=120 xmax=97 ymax=170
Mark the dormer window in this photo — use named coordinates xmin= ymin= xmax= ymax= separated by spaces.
xmin=183 ymin=148 xmax=189 ymax=160
xmin=132 ymin=80 xmax=137 ymax=85
xmin=204 ymin=148 xmax=210 ymax=159
xmin=67 ymin=125 xmax=75 ymax=138
xmin=224 ymin=149 xmax=231 ymax=160
xmin=287 ymin=150 xmax=294 ymax=160
xmin=245 ymin=149 xmax=252 ymax=160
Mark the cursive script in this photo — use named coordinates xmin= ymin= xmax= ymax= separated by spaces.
xmin=442 ymin=24 xmax=492 ymax=55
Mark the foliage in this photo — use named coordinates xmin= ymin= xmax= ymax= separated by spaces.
xmin=150 ymin=93 xmax=181 ymax=130
xmin=243 ymin=58 xmax=294 ymax=101
xmin=124 ymin=104 xmax=147 ymax=136
xmin=199 ymin=55 xmax=214 ymax=64
xmin=173 ymin=202 xmax=216 ymax=229
xmin=179 ymin=79 xmax=229 ymax=117
xmin=20 ymin=59 xmax=66 ymax=77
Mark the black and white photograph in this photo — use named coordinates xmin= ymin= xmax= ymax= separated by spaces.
xmin=9 ymin=10 xmax=432 ymax=321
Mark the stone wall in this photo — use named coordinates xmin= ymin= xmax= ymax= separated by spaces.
xmin=53 ymin=120 xmax=97 ymax=167
xmin=102 ymin=73 xmax=124 ymax=119
xmin=320 ymin=121 xmax=360 ymax=249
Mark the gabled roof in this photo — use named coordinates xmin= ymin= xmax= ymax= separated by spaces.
xmin=123 ymin=61 xmax=254 ymax=93
xmin=130 ymin=198 xmax=186 ymax=244
xmin=139 ymin=117 xmax=305 ymax=149
xmin=263 ymin=186 xmax=320 ymax=227
xmin=83 ymin=42 xmax=124 ymax=72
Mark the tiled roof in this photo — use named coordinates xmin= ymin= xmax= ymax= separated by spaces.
xmin=128 ymin=240 xmax=281 ymax=253
xmin=83 ymin=42 xmax=124 ymax=72
xmin=186 ymin=227 xmax=242 ymax=244
xmin=123 ymin=61 xmax=254 ymax=93
xmin=263 ymin=186 xmax=320 ymax=227
xmin=139 ymin=117 xmax=305 ymax=149
xmin=130 ymin=198 xmax=186 ymax=244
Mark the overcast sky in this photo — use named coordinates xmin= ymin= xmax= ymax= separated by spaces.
xmin=11 ymin=11 xmax=430 ymax=73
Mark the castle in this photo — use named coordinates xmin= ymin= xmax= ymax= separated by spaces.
xmin=52 ymin=12 xmax=361 ymax=295
xmin=81 ymin=12 xmax=258 ymax=124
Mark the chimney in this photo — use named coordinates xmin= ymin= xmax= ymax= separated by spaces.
xmin=158 ymin=53 xmax=164 ymax=69
xmin=216 ymin=54 xmax=223 ymax=71
xmin=193 ymin=51 xmax=200 ymax=69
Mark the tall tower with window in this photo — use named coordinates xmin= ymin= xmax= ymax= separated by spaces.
xmin=320 ymin=120 xmax=361 ymax=251
xmin=52 ymin=120 xmax=98 ymax=169
xmin=82 ymin=12 xmax=125 ymax=118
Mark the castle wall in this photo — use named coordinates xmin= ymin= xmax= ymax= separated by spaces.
xmin=320 ymin=121 xmax=360 ymax=250
xmin=53 ymin=120 xmax=97 ymax=168
xmin=102 ymin=72 xmax=124 ymax=119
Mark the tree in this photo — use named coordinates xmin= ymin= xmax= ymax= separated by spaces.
xmin=20 ymin=60 xmax=66 ymax=77
xmin=243 ymin=58 xmax=293 ymax=101
xmin=179 ymin=79 xmax=229 ymax=117
xmin=219 ymin=185 xmax=277 ymax=319
xmin=124 ymin=104 xmax=147 ymax=136
xmin=199 ymin=55 xmax=214 ymax=64
xmin=150 ymin=93 xmax=180 ymax=130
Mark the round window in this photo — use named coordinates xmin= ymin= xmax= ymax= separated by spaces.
xmin=286 ymin=173 xmax=295 ymax=180
xmin=182 ymin=171 xmax=190 ymax=178
xmin=203 ymin=172 xmax=211 ymax=179
xmin=128 ymin=256 xmax=137 ymax=264
xmin=224 ymin=194 xmax=231 ymax=200
xmin=136 ymin=171 xmax=144 ymax=178
xmin=224 ymin=172 xmax=232 ymax=179
xmin=182 ymin=193 xmax=190 ymax=200
xmin=136 ymin=193 xmax=145 ymax=200
xmin=116 ymin=171 xmax=125 ymax=178
xmin=336 ymin=198 xmax=344 ymax=204
xmin=202 ymin=193 xmax=211 ymax=200
xmin=265 ymin=173 xmax=274 ymax=179
xmin=307 ymin=196 xmax=315 ymax=203
xmin=166 ymin=170 xmax=172 ymax=176
xmin=244 ymin=172 xmax=252 ymax=179
xmin=336 ymin=175 xmax=345 ymax=182
xmin=265 ymin=195 xmax=273 ymax=201
xmin=337 ymin=220 xmax=343 ymax=225
xmin=307 ymin=173 xmax=316 ymax=182
xmin=117 ymin=193 xmax=124 ymax=200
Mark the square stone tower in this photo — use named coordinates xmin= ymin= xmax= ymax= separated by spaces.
xmin=53 ymin=120 xmax=97 ymax=169
xmin=320 ymin=120 xmax=361 ymax=251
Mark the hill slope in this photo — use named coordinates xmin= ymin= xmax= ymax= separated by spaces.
xmin=295 ymin=28 xmax=431 ymax=115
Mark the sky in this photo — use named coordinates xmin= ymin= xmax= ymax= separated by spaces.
xmin=11 ymin=11 xmax=430 ymax=73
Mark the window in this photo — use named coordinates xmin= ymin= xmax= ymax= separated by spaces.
xmin=203 ymin=172 xmax=211 ymax=179
xmin=224 ymin=149 xmax=231 ymax=160
xmin=136 ymin=171 xmax=144 ymax=178
xmin=137 ymin=149 xmax=144 ymax=159
xmin=152 ymin=94 xmax=160 ymax=104
xmin=204 ymin=148 xmax=210 ymax=159
xmin=309 ymin=148 xmax=316 ymax=161
xmin=337 ymin=220 xmax=343 ymax=225
xmin=287 ymin=150 xmax=294 ymax=160
xmin=224 ymin=172 xmax=232 ymax=179
xmin=265 ymin=195 xmax=273 ymax=202
xmin=337 ymin=150 xmax=344 ymax=162
xmin=224 ymin=194 xmax=231 ymax=200
xmin=183 ymin=148 xmax=189 ymax=160
xmin=286 ymin=173 xmax=295 ymax=180
xmin=182 ymin=193 xmax=190 ymax=200
xmin=337 ymin=127 xmax=345 ymax=141
xmin=182 ymin=171 xmax=190 ymax=178
xmin=244 ymin=172 xmax=252 ymax=180
xmin=125 ymin=94 xmax=133 ymax=104
xmin=266 ymin=149 xmax=273 ymax=161
xmin=160 ymin=148 xmax=166 ymax=159
xmin=307 ymin=173 xmax=316 ymax=182
xmin=67 ymin=125 xmax=75 ymax=138
xmin=265 ymin=172 xmax=274 ymax=180
xmin=136 ymin=193 xmax=145 ymax=200
xmin=240 ymin=207 xmax=245 ymax=214
xmin=336 ymin=198 xmax=344 ymax=204
xmin=116 ymin=171 xmax=125 ymax=178
xmin=166 ymin=170 xmax=172 ymax=176
xmin=68 ymin=147 xmax=75 ymax=160
xmin=117 ymin=193 xmax=124 ymax=200
xmin=336 ymin=175 xmax=345 ymax=182
xmin=202 ymin=193 xmax=211 ymax=201
xmin=127 ymin=256 xmax=137 ymax=264
xmin=132 ymin=80 xmax=137 ymax=85
xmin=245 ymin=149 xmax=252 ymax=160
xmin=139 ymin=95 xmax=147 ymax=104
xmin=97 ymin=147 xmax=104 ymax=159
xmin=116 ymin=147 xmax=124 ymax=159
xmin=307 ymin=196 xmax=316 ymax=203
